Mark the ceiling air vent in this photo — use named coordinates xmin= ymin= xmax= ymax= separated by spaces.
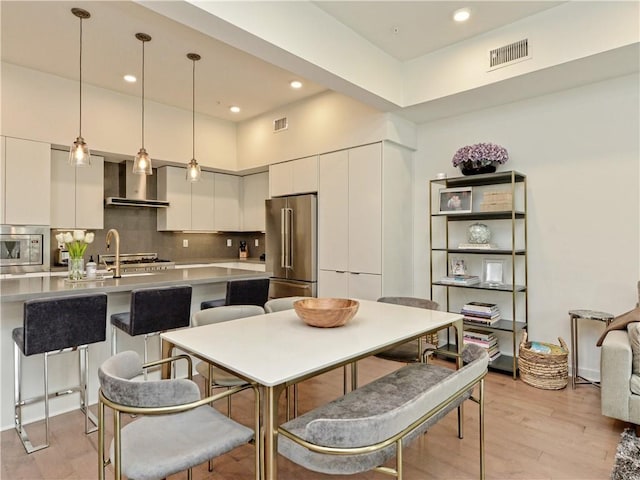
xmin=489 ymin=39 xmax=529 ymax=70
xmin=273 ymin=116 xmax=288 ymax=133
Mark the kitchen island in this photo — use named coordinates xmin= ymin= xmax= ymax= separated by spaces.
xmin=0 ymin=265 xmax=271 ymax=430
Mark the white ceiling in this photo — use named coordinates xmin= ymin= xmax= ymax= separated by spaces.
xmin=1 ymin=1 xmax=564 ymax=124
xmin=312 ymin=1 xmax=561 ymax=61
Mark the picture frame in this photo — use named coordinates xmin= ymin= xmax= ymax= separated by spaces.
xmin=482 ymin=258 xmax=505 ymax=285
xmin=438 ymin=187 xmax=472 ymax=214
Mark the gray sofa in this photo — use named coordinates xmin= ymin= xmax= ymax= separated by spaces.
xmin=600 ymin=282 xmax=640 ymax=424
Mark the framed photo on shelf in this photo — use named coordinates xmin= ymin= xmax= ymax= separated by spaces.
xmin=438 ymin=187 xmax=472 ymax=214
xmin=483 ymin=258 xmax=505 ymax=285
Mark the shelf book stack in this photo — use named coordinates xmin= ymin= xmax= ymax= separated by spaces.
xmin=461 ymin=301 xmax=500 ymax=325
xmin=439 ymin=275 xmax=480 ymax=286
xmin=463 ymin=328 xmax=501 ymax=362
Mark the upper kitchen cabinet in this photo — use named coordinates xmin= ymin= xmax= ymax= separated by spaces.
xmin=318 ymin=142 xmax=413 ymax=299
xmin=0 ymin=136 xmax=51 ymax=226
xmin=50 ymin=149 xmax=104 ymax=229
xmin=157 ymin=166 xmax=215 ymax=231
xmin=214 ymin=173 xmax=241 ymax=231
xmin=269 ymin=155 xmax=318 ymax=197
xmin=241 ymin=172 xmax=268 ymax=231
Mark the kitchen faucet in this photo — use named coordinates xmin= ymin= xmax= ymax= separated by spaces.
xmin=105 ymin=229 xmax=121 ymax=278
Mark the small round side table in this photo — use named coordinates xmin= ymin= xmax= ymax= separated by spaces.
xmin=569 ymin=309 xmax=614 ymax=389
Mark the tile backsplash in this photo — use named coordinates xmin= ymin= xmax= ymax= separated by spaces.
xmin=51 ymin=206 xmax=265 ymax=266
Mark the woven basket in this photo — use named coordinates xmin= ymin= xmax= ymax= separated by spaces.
xmin=519 ymin=331 xmax=569 ymax=390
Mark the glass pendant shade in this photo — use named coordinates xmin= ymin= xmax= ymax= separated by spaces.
xmin=132 ymin=147 xmax=152 ymax=175
xmin=186 ymin=158 xmax=201 ymax=182
xmin=69 ymin=136 xmax=91 ymax=166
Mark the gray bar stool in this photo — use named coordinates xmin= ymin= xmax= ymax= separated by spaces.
xmin=110 ymin=285 xmax=192 ymax=378
xmin=200 ymin=278 xmax=270 ymax=310
xmin=13 ymin=293 xmax=108 ymax=453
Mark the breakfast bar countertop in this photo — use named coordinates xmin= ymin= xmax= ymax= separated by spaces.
xmin=0 ymin=265 xmax=271 ymax=303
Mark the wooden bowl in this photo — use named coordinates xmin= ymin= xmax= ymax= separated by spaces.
xmin=293 ymin=298 xmax=359 ymax=328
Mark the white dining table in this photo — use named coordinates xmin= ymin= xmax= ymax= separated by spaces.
xmin=161 ymin=298 xmax=464 ymax=480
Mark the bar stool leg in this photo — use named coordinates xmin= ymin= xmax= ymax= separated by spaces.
xmin=13 ymin=341 xmax=51 ymax=453
xmin=111 ymin=327 xmax=117 ymax=356
xmin=143 ymin=334 xmax=149 ymax=381
xmin=79 ymin=345 xmax=98 ymax=434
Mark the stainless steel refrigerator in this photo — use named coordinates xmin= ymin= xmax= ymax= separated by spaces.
xmin=266 ymin=194 xmax=317 ymax=298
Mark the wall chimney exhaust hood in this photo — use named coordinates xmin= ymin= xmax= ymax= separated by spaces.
xmin=105 ymin=161 xmax=169 ymax=207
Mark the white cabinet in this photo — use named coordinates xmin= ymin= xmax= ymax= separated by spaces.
xmin=191 ymin=172 xmax=215 ymax=231
xmin=214 ymin=173 xmax=241 ymax=231
xmin=241 ymin=172 xmax=268 ymax=231
xmin=157 ymin=166 xmax=214 ymax=231
xmin=1 ymin=136 xmax=51 ymax=225
xmin=50 ymin=149 xmax=104 ymax=229
xmin=318 ymin=142 xmax=413 ymax=299
xmin=269 ymin=155 xmax=318 ymax=197
xmin=318 ymin=270 xmax=381 ymax=300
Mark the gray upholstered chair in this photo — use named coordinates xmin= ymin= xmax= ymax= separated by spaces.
xmin=200 ymin=278 xmax=270 ymax=310
xmin=13 ymin=293 xmax=107 ymax=453
xmin=98 ymin=351 xmax=258 ymax=480
xmin=110 ymin=285 xmax=192 ymax=378
xmin=263 ymin=296 xmax=309 ymax=418
xmin=192 ymin=305 xmax=265 ymax=417
xmin=375 ymin=297 xmax=440 ymax=363
xmin=264 ymin=296 xmax=308 ymax=313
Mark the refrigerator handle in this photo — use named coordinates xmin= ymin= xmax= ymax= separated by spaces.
xmin=280 ymin=208 xmax=286 ymax=268
xmin=284 ymin=207 xmax=293 ymax=269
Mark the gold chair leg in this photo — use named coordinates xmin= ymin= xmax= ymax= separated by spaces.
xmin=479 ymin=378 xmax=485 ymax=480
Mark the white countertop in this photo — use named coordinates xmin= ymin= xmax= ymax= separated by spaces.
xmin=0 ymin=265 xmax=271 ymax=302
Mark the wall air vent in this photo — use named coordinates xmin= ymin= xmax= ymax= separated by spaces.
xmin=273 ymin=117 xmax=288 ymax=133
xmin=489 ymin=39 xmax=529 ymax=70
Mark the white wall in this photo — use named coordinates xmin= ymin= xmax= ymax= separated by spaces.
xmin=404 ymin=1 xmax=639 ymax=106
xmin=236 ymin=90 xmax=416 ymax=169
xmin=1 ymin=62 xmax=237 ymax=170
xmin=414 ymin=73 xmax=640 ymax=379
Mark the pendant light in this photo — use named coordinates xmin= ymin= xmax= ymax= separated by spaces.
xmin=186 ymin=53 xmax=202 ymax=182
xmin=132 ymin=33 xmax=152 ymax=175
xmin=69 ymin=8 xmax=91 ymax=166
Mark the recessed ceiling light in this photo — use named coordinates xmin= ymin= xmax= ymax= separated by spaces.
xmin=290 ymin=80 xmax=303 ymax=89
xmin=229 ymin=106 xmax=240 ymax=113
xmin=123 ymin=74 xmax=136 ymax=83
xmin=453 ymin=8 xmax=470 ymax=22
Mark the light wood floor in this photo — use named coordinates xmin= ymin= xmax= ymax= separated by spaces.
xmin=0 ymin=355 xmax=628 ymax=480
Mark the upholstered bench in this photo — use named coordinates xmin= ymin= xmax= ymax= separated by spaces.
xmin=278 ymin=344 xmax=488 ymax=480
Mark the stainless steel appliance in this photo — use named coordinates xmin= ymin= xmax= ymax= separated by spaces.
xmin=98 ymin=252 xmax=175 ymax=273
xmin=266 ymin=194 xmax=317 ymax=298
xmin=0 ymin=225 xmax=50 ymax=274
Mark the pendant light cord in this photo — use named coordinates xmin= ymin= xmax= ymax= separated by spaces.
xmin=192 ymin=58 xmax=195 ymax=160
xmin=141 ymin=39 xmax=145 ymax=149
xmin=79 ymin=16 xmax=83 ymax=138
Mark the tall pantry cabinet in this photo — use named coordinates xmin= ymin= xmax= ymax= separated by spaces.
xmin=318 ymin=141 xmax=413 ymax=300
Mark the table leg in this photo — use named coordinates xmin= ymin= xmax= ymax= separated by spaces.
xmin=570 ymin=315 xmax=577 ymax=389
xmin=263 ymin=383 xmax=285 ymax=480
xmin=160 ymin=339 xmax=175 ymax=379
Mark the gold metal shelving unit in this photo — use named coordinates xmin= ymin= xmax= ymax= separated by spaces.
xmin=429 ymin=170 xmax=528 ymax=379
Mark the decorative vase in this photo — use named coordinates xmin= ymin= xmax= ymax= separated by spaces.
xmin=68 ymin=257 xmax=84 ymax=281
xmin=460 ymin=162 xmax=497 ymax=176
xmin=468 ymin=223 xmax=491 ymax=244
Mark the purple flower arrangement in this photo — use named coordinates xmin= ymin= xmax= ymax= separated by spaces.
xmin=451 ymin=143 xmax=509 ymax=168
